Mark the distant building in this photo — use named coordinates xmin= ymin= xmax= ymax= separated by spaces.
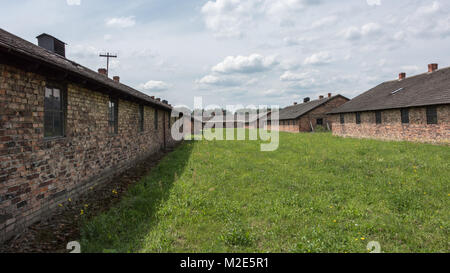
xmin=328 ymin=64 xmax=450 ymax=144
xmin=267 ymin=94 xmax=349 ymax=132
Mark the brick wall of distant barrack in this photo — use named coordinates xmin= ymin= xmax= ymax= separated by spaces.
xmin=330 ymin=106 xmax=450 ymax=144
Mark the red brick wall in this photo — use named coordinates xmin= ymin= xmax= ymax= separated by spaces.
xmin=270 ymin=96 xmax=349 ymax=133
xmin=330 ymin=105 xmax=450 ymax=144
xmin=0 ymin=63 xmax=176 ymax=241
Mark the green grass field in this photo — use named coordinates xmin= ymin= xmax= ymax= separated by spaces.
xmin=80 ymin=132 xmax=449 ymax=253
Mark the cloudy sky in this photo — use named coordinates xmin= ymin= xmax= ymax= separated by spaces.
xmin=1 ymin=0 xmax=450 ymax=108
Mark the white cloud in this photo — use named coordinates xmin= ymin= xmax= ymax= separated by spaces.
xmin=304 ymin=51 xmax=332 ymax=65
xmin=366 ymin=0 xmax=381 ymax=6
xmin=212 ymin=54 xmax=279 ymax=74
xmin=361 ymin=22 xmax=381 ymax=35
xmin=264 ymin=0 xmax=320 ymax=16
xmin=280 ymin=70 xmax=318 ymax=88
xmin=201 ymin=0 xmax=256 ymax=38
xmin=201 ymin=0 xmax=320 ymax=38
xmin=342 ymin=22 xmax=381 ymax=40
xmin=280 ymin=70 xmax=315 ymax=81
xmin=66 ymin=0 xmax=81 ymax=6
xmin=416 ymin=1 xmax=440 ymax=15
xmin=400 ymin=65 xmax=420 ymax=73
xmin=138 ymin=80 xmax=170 ymax=92
xmin=195 ymin=75 xmax=241 ymax=86
xmin=105 ymin=16 xmax=136 ymax=28
xmin=69 ymin=44 xmax=98 ymax=59
xmin=264 ymin=89 xmax=286 ymax=97
xmin=311 ymin=16 xmax=337 ymax=28
xmin=283 ymin=36 xmax=314 ymax=46
xmin=405 ymin=1 xmax=450 ymax=38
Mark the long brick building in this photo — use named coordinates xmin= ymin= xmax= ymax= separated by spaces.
xmin=0 ymin=29 xmax=177 ymax=242
xmin=328 ymin=64 xmax=450 ymax=144
xmin=268 ymin=94 xmax=349 ymax=132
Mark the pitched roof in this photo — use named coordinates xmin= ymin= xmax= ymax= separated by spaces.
xmin=279 ymin=95 xmax=348 ymax=120
xmin=0 ymin=28 xmax=171 ymax=110
xmin=329 ymin=67 xmax=450 ymax=114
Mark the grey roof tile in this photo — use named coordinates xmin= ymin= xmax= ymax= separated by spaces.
xmin=329 ymin=68 xmax=450 ymax=114
xmin=279 ymin=95 xmax=348 ymax=120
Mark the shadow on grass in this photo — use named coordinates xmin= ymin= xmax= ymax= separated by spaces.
xmin=80 ymin=142 xmax=195 ymax=253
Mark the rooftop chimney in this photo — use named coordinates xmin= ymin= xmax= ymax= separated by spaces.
xmin=319 ymin=95 xmax=324 ymax=100
xmin=328 ymin=93 xmax=332 ymax=98
xmin=98 ymin=68 xmax=107 ymax=76
xmin=428 ymin=63 xmax=438 ymax=73
xmin=37 ymin=34 xmax=66 ymax=57
xmin=156 ymin=98 xmax=161 ymax=102
xmin=162 ymin=100 xmax=168 ymax=104
xmin=304 ymin=97 xmax=310 ymax=103
xmin=294 ymin=102 xmax=298 ymax=105
xmin=399 ymin=72 xmax=406 ymax=80
xmin=113 ymin=76 xmax=120 ymax=83
xmin=150 ymin=96 xmax=155 ymax=99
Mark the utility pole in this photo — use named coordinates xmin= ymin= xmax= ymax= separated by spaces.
xmin=99 ymin=53 xmax=117 ymax=77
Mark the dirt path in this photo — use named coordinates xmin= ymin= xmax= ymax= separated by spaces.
xmin=0 ymin=147 xmax=176 ymax=253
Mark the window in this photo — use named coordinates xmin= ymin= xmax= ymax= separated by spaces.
xmin=340 ymin=114 xmax=345 ymax=124
xmin=356 ymin=112 xmax=361 ymax=124
xmin=108 ymin=98 xmax=118 ymax=134
xmin=138 ymin=105 xmax=144 ymax=132
xmin=154 ymin=109 xmax=158 ymax=130
xmin=316 ymin=118 xmax=323 ymax=125
xmin=375 ymin=111 xmax=382 ymax=124
xmin=426 ymin=106 xmax=437 ymax=124
xmin=44 ymin=84 xmax=66 ymax=138
xmin=401 ymin=109 xmax=409 ymax=124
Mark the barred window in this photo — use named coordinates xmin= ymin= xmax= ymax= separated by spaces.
xmin=138 ymin=105 xmax=144 ymax=132
xmin=340 ymin=114 xmax=345 ymax=124
xmin=375 ymin=111 xmax=382 ymax=124
xmin=356 ymin=112 xmax=361 ymax=124
xmin=108 ymin=98 xmax=118 ymax=134
xmin=154 ymin=109 xmax=158 ymax=130
xmin=426 ymin=106 xmax=437 ymax=124
xmin=401 ymin=109 xmax=409 ymax=124
xmin=44 ymin=84 xmax=66 ymax=138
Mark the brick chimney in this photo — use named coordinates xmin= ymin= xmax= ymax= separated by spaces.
xmin=162 ymin=100 xmax=168 ymax=104
xmin=328 ymin=93 xmax=332 ymax=98
xmin=319 ymin=95 xmax=324 ymax=100
xmin=113 ymin=76 xmax=120 ymax=83
xmin=98 ymin=68 xmax=107 ymax=76
xmin=150 ymin=96 xmax=155 ymax=99
xmin=399 ymin=72 xmax=406 ymax=80
xmin=304 ymin=97 xmax=310 ymax=103
xmin=294 ymin=102 xmax=298 ymax=105
xmin=428 ymin=63 xmax=438 ymax=73
xmin=156 ymin=98 xmax=161 ymax=102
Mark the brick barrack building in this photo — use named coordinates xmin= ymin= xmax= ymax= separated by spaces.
xmin=0 ymin=28 xmax=178 ymax=242
xmin=269 ymin=94 xmax=349 ymax=132
xmin=328 ymin=64 xmax=450 ymax=144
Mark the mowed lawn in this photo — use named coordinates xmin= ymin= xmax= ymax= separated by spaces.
xmin=80 ymin=132 xmax=449 ymax=253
